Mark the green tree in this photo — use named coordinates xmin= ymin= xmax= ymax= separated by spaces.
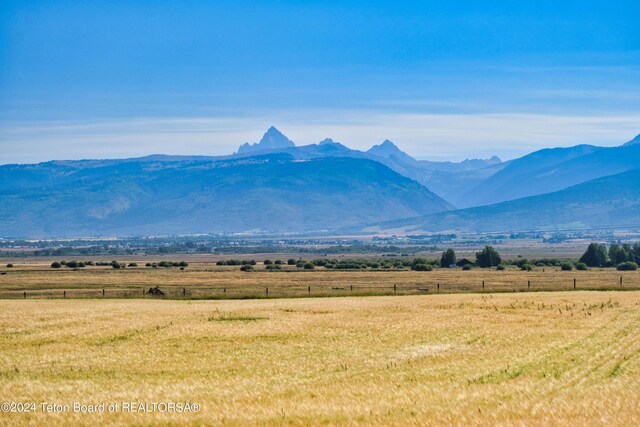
xmin=475 ymin=246 xmax=501 ymax=268
xmin=579 ymin=243 xmax=608 ymax=267
xmin=633 ymin=243 xmax=640 ymax=264
xmin=51 ymin=262 xmax=62 ymax=269
xmin=608 ymin=244 xmax=630 ymax=265
xmin=440 ymin=249 xmax=457 ymax=268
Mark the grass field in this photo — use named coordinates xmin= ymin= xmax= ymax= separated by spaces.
xmin=0 ymin=261 xmax=639 ymax=299
xmin=1 ymin=291 xmax=639 ymax=426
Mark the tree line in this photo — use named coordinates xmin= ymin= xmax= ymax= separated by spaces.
xmin=579 ymin=243 xmax=639 ymax=270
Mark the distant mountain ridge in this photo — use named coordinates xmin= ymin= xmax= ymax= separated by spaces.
xmin=3 ymin=125 xmax=640 ymax=237
xmin=623 ymin=134 xmax=640 ymax=146
xmin=369 ymin=168 xmax=640 ymax=233
xmin=459 ymin=141 xmax=640 ymax=207
xmin=0 ymin=153 xmax=452 ymax=238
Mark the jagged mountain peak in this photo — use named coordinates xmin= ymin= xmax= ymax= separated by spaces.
xmin=319 ymin=138 xmax=337 ymax=145
xmin=367 ymin=139 xmax=416 ymax=162
xmin=237 ymin=126 xmax=295 ymax=154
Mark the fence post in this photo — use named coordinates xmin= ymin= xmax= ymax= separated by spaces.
xmin=393 ymin=284 xmax=397 ymax=294
xmin=224 ymin=287 xmax=227 ymax=294
xmin=143 ymin=288 xmax=145 ymax=297
xmin=24 ymin=291 xmax=26 ymax=299
xmin=183 ymin=288 xmax=186 ymax=297
xmin=620 ymin=276 xmax=623 ymax=286
xmin=350 ymin=285 xmax=353 ymax=292
xmin=63 ymin=290 xmax=66 ymax=299
xmin=528 ymin=280 xmax=530 ymax=290
xmin=482 ymin=281 xmax=485 ymax=290
xmin=102 ymin=288 xmax=105 ymax=297
xmin=308 ymin=286 xmax=311 ymax=295
xmin=265 ymin=287 xmax=269 ymax=297
xmin=574 ymin=278 xmax=576 ymax=289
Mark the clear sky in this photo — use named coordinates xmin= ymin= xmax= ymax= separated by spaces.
xmin=1 ymin=0 xmax=639 ymax=164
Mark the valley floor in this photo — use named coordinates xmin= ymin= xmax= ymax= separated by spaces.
xmin=1 ymin=292 xmax=639 ymax=426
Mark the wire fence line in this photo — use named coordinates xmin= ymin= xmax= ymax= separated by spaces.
xmin=1 ymin=277 xmax=638 ymax=300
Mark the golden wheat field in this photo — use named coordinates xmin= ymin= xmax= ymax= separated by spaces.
xmin=1 ymin=291 xmax=639 ymax=426
xmin=0 ymin=261 xmax=639 ymax=299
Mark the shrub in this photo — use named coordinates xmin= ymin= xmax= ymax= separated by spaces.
xmin=179 ymin=261 xmax=188 ymax=267
xmin=303 ymin=262 xmax=315 ymax=270
xmin=264 ymin=259 xmax=273 ymax=265
xmin=128 ymin=262 xmax=138 ymax=267
xmin=145 ymin=263 xmax=152 ymax=267
xmin=6 ymin=263 xmax=13 ymax=268
xmin=66 ymin=260 xmax=79 ymax=268
xmin=413 ymin=263 xmax=433 ymax=271
xmin=561 ymin=262 xmax=573 ymax=271
xmin=496 ymin=264 xmax=505 ymax=271
xmin=51 ymin=262 xmax=62 ymax=269
xmin=462 ymin=264 xmax=472 ymax=271
xmin=617 ymin=262 xmax=638 ymax=271
xmin=240 ymin=264 xmax=253 ymax=272
xmin=287 ymin=259 xmax=297 ymax=265
xmin=274 ymin=260 xmax=283 ymax=265
xmin=111 ymin=261 xmax=121 ymax=269
xmin=575 ymin=262 xmax=588 ymax=271
xmin=520 ymin=264 xmax=533 ymax=271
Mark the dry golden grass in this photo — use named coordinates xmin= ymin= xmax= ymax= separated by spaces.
xmin=0 ymin=262 xmax=638 ymax=298
xmin=1 ymin=291 xmax=639 ymax=426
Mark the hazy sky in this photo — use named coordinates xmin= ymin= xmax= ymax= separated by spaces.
xmin=1 ymin=0 xmax=639 ymax=164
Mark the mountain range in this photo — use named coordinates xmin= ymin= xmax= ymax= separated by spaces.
xmin=369 ymin=168 xmax=640 ymax=233
xmin=1 ymin=126 xmax=639 ymax=237
xmin=0 ymin=153 xmax=450 ymax=237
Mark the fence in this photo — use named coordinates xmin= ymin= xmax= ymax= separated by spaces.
xmin=1 ymin=276 xmax=638 ymax=300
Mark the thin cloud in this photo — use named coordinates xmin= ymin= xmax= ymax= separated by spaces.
xmin=1 ymin=112 xmax=639 ymax=164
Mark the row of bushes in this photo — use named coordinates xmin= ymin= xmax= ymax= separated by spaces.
xmin=145 ymin=261 xmax=188 ymax=268
xmin=51 ymin=260 xmax=188 ymax=269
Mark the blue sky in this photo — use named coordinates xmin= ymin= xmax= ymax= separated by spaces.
xmin=1 ymin=0 xmax=639 ymax=164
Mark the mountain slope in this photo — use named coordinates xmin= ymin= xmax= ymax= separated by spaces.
xmin=623 ymin=134 xmax=640 ymax=146
xmin=459 ymin=144 xmax=601 ymax=207
xmin=0 ymin=154 xmax=452 ymax=238
xmin=371 ymin=168 xmax=640 ymax=233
